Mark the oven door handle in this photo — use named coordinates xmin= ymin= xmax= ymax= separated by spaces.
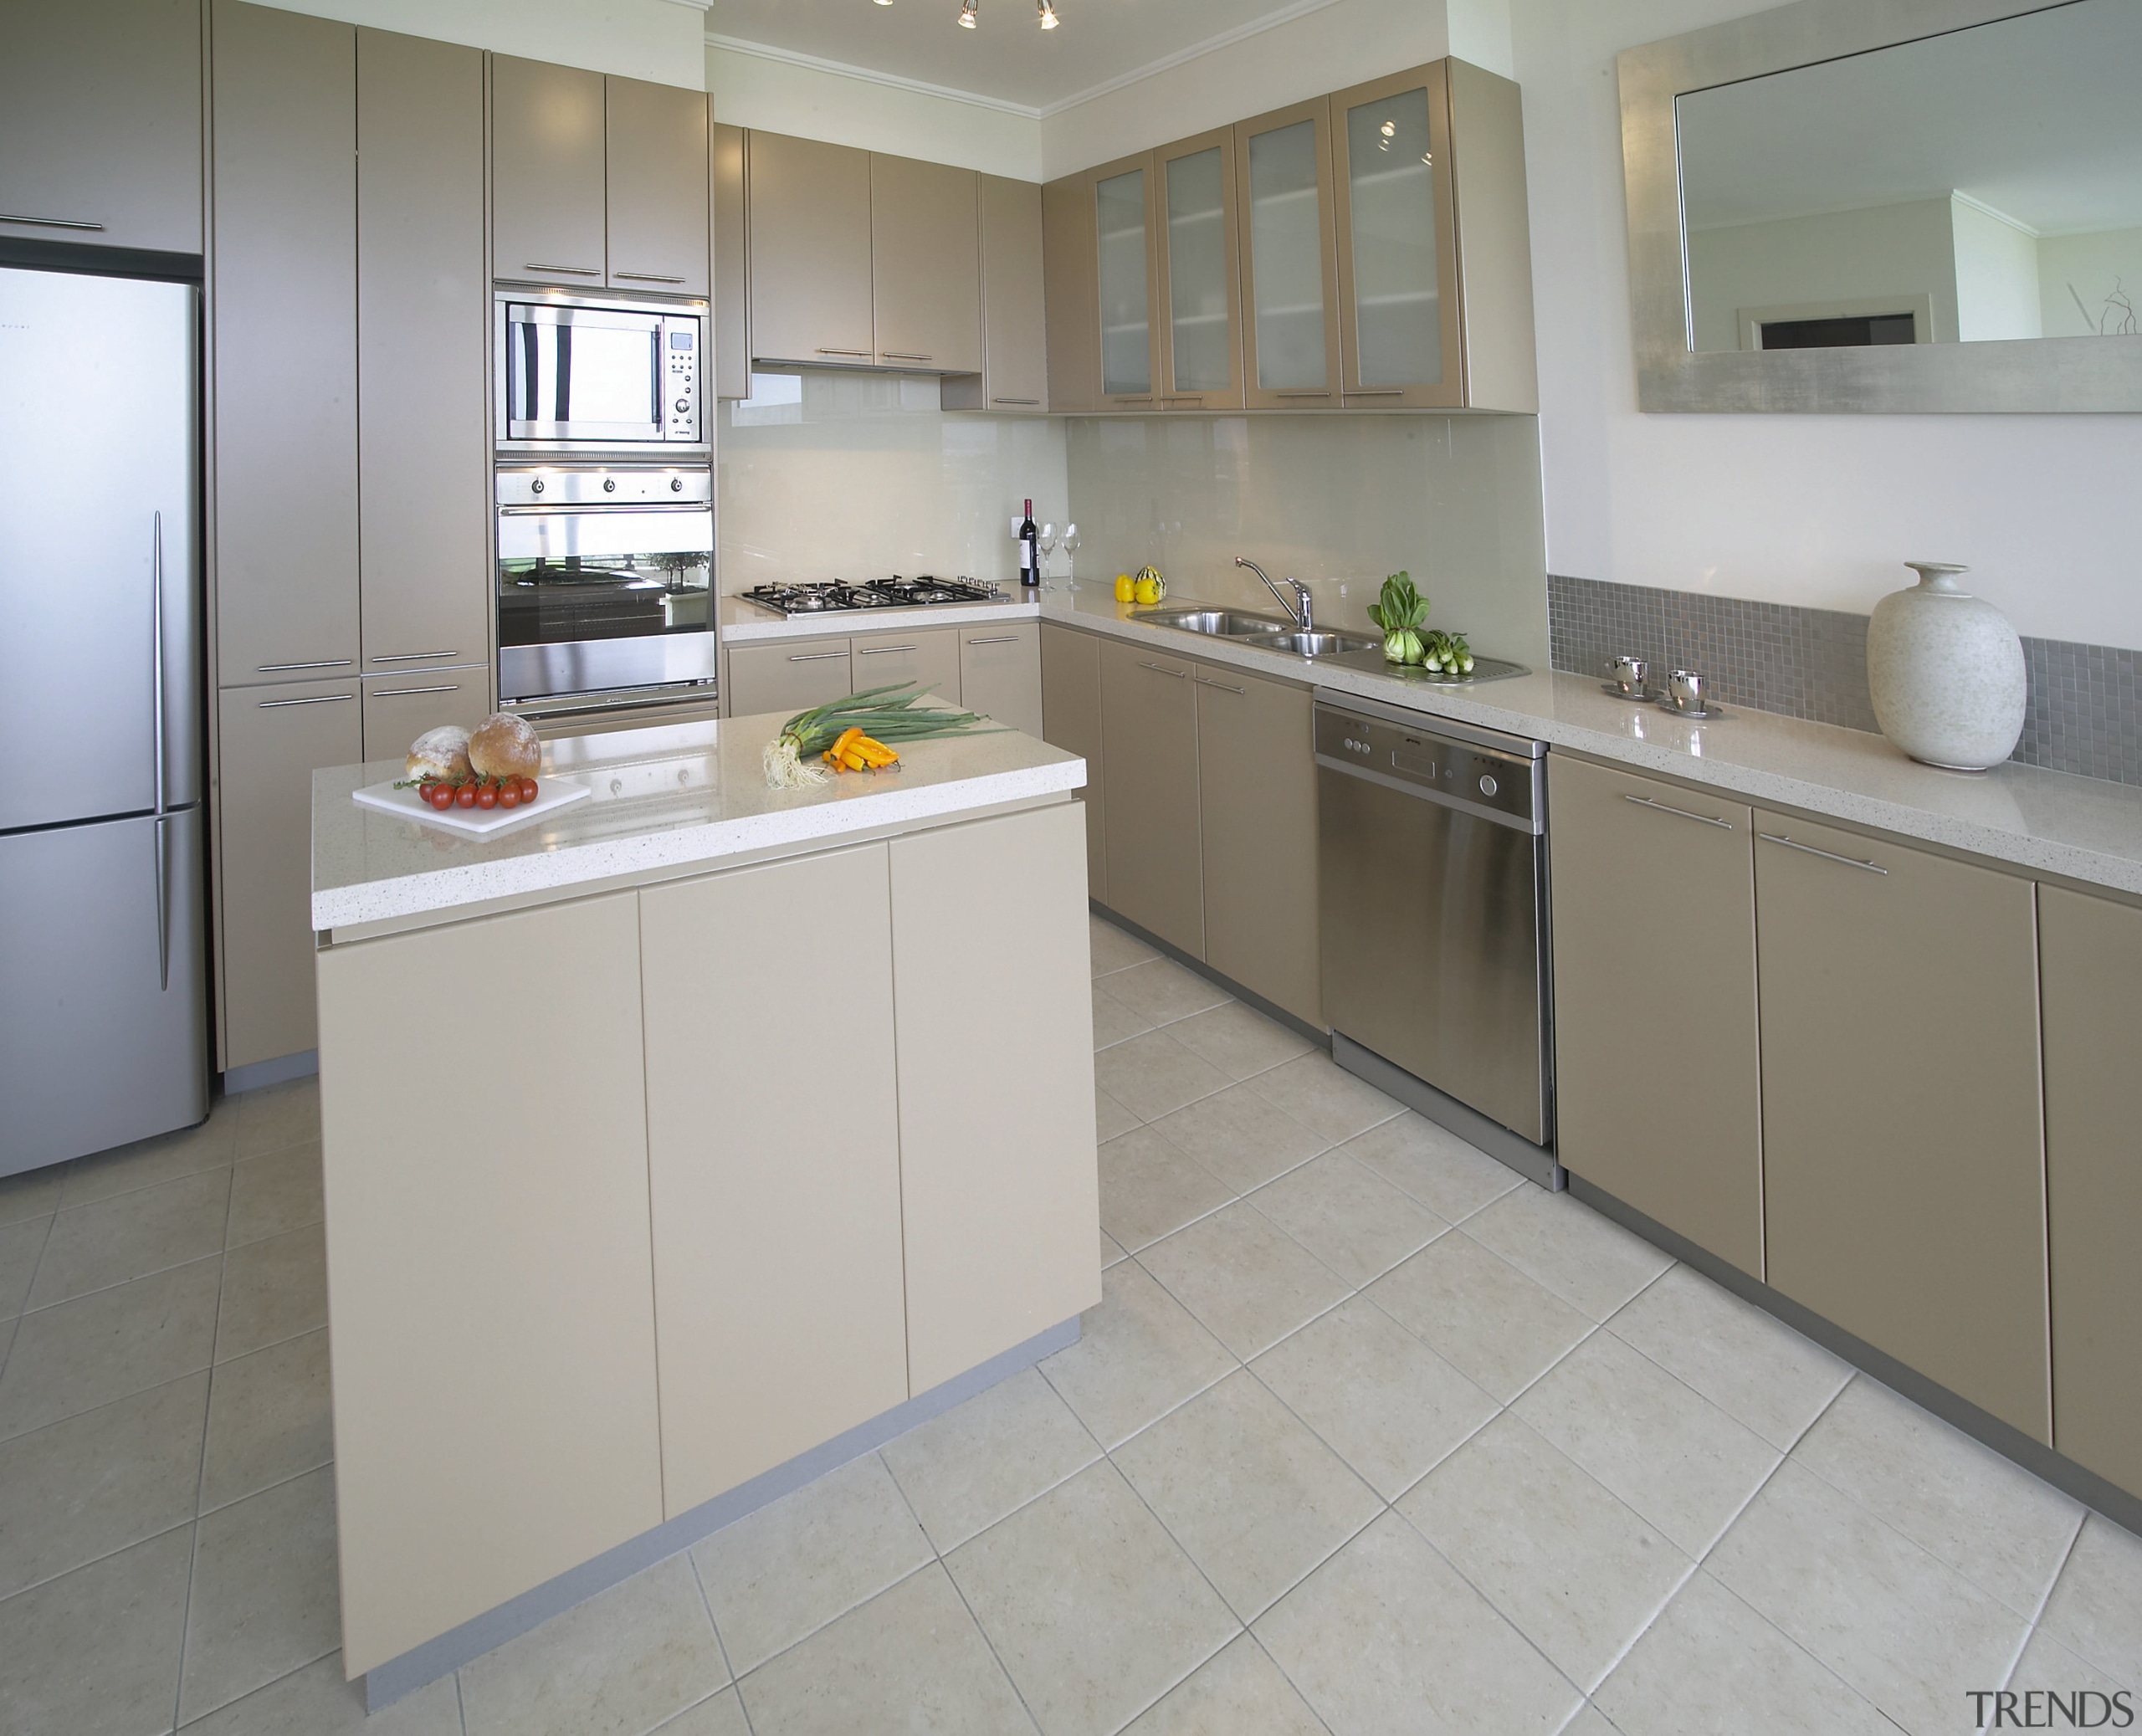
xmin=498 ymin=502 xmax=710 ymax=516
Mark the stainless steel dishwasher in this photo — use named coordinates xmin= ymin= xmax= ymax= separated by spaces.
xmin=1313 ymin=691 xmax=1560 ymax=1188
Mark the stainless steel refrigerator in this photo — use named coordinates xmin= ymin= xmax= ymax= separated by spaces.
xmin=1 ymin=264 xmax=208 ymax=1176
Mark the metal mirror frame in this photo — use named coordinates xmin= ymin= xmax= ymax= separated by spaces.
xmin=1619 ymin=0 xmax=2142 ymax=412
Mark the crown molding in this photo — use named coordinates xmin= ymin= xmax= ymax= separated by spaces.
xmin=658 ymin=0 xmax=715 ymax=12
xmin=705 ymin=0 xmax=1344 ymax=123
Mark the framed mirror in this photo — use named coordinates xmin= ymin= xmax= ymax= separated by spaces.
xmin=1620 ymin=0 xmax=2142 ymax=412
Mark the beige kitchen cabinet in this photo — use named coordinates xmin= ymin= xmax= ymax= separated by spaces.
xmin=1040 ymin=177 xmax=1099 ymax=414
xmin=360 ymin=668 xmax=491 ymax=761
xmin=2037 ymin=885 xmax=2142 ymax=1494
xmin=214 ymin=677 xmax=361 ymax=1069
xmin=1098 ymin=637 xmax=1202 ymax=955
xmin=1548 ymin=755 xmax=1763 ymax=1276
xmin=959 ymin=622 xmax=1043 ymax=737
xmin=1196 ymin=661 xmax=1317 ymax=1024
xmin=852 ymin=626 xmax=961 ymax=706
xmin=711 ymin=121 xmax=749 ymax=399
xmin=871 ymin=155 xmax=981 ymax=373
xmin=746 ymin=131 xmax=874 ymax=366
xmin=1154 ymin=128 xmax=1246 ymax=412
xmin=211 ymin=0 xmax=359 ymax=685
xmin=1755 ymin=811 xmax=2049 ymax=1442
xmin=725 ymin=635 xmax=852 ymax=719
xmin=1041 ymin=623 xmax=1105 ymax=901
xmin=1088 ymin=150 xmax=1161 ymax=411
xmin=607 ymin=75 xmax=710 ymax=296
xmin=1 ymin=0 xmax=202 ymax=255
xmin=945 ymin=176 xmax=1049 ymax=413
xmin=356 ymin=28 xmax=488 ymax=684
xmin=316 ymin=889 xmax=664 ymax=1673
xmin=490 ymin=56 xmax=607 ymax=286
xmin=641 ymin=847 xmax=910 ymax=1513
xmin=1235 ymin=96 xmax=1344 ymax=412
xmin=891 ymin=805 xmax=1099 ymax=1392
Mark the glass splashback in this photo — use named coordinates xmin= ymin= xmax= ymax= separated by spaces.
xmin=1095 ymin=168 xmax=1152 ymax=397
xmin=1248 ymin=119 xmax=1329 ymax=391
xmin=1345 ymin=87 xmax=1442 ymax=388
xmin=1165 ymin=147 xmax=1232 ymax=393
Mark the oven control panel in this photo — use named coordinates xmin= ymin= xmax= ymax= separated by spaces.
xmin=662 ymin=315 xmax=700 ymax=443
xmin=495 ymin=466 xmax=712 ymax=507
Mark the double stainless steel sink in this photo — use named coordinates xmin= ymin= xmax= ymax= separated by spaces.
xmin=1132 ymin=607 xmax=1382 ymax=660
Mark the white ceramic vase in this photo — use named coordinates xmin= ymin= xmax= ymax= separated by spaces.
xmin=1865 ymin=562 xmax=2027 ymax=771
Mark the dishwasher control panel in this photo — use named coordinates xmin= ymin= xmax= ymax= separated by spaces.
xmin=1314 ymin=702 xmax=1544 ymax=832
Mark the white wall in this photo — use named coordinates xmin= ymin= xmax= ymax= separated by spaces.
xmin=1686 ymin=199 xmax=1957 ymax=351
xmin=2040 ymin=227 xmax=2142 ymax=337
xmin=1511 ymin=0 xmax=2142 ymax=650
xmin=1951 ymin=196 xmax=2042 ymax=343
xmin=263 ymin=0 xmax=707 ymax=87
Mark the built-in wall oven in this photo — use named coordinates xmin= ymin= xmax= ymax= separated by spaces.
xmin=495 ymin=290 xmax=705 ymax=454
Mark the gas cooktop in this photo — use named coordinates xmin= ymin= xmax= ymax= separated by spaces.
xmin=738 ymin=576 xmax=1006 ymax=617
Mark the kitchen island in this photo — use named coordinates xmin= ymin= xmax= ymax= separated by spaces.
xmin=309 ymin=714 xmax=1097 ymax=1706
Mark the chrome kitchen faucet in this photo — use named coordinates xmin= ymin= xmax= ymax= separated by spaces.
xmin=1236 ymin=556 xmax=1314 ymax=632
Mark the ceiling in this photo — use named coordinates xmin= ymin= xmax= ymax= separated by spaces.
xmin=702 ymin=0 xmax=1331 ymax=114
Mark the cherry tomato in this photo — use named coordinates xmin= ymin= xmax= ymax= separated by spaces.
xmin=454 ymin=783 xmax=478 ymax=809
xmin=417 ymin=781 xmax=436 ymax=804
xmin=520 ymin=776 xmax=539 ymax=802
xmin=498 ymin=786 xmax=520 ymax=809
xmin=475 ymin=785 xmax=498 ymax=809
xmin=429 ymin=784 xmax=455 ymax=811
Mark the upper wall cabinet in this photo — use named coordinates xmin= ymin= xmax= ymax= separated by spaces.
xmin=606 ymin=75 xmax=710 ymax=296
xmin=1155 ymin=128 xmax=1247 ymax=412
xmin=944 ymin=176 xmax=1049 ymax=414
xmin=710 ymin=122 xmax=749 ymax=399
xmin=1236 ymin=98 xmax=1344 ymax=411
xmin=746 ymin=131 xmax=876 ymax=366
xmin=871 ymin=154 xmax=981 ymax=374
xmin=491 ymin=57 xmax=607 ymax=286
xmin=1 ymin=0 xmax=203 ymax=256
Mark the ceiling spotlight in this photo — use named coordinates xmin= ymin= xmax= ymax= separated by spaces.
xmin=1038 ymin=0 xmax=1058 ymax=25
xmin=959 ymin=0 xmax=976 ymax=24
xmin=874 ymin=0 xmax=892 ymax=7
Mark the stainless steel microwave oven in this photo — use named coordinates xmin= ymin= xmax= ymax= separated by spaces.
xmin=495 ymin=290 xmax=705 ymax=453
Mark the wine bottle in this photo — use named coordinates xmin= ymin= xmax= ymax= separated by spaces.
xmin=1018 ymin=499 xmax=1039 ymax=589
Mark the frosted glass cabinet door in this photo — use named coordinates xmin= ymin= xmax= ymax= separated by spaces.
xmin=1156 ymin=130 xmax=1244 ymax=412
xmin=1236 ymin=100 xmax=1343 ymax=411
xmin=1330 ymin=64 xmax=1462 ymax=409
xmin=1092 ymin=156 xmax=1156 ymax=407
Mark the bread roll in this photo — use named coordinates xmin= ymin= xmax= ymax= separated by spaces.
xmin=406 ymin=725 xmax=471 ymax=782
xmin=468 ymin=711 xmax=541 ymax=780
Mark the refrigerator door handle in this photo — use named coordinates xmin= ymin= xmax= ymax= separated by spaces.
xmin=154 ymin=814 xmax=170 ymax=991
xmin=151 ymin=512 xmax=170 ymax=991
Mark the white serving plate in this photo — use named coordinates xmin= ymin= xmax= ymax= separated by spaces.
xmin=351 ymin=776 xmax=591 ymax=837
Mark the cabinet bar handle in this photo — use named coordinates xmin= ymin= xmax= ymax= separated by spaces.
xmin=258 ymin=693 xmax=356 ymax=709
xmin=1112 ymin=396 xmax=1153 ymax=404
xmin=1624 ymin=793 xmax=1731 ymax=831
xmin=815 ymin=347 xmax=871 ymax=357
xmin=1162 ymin=396 xmax=1204 ymax=405
xmin=1757 ymin=832 xmax=1888 ymax=874
xmin=1276 ymin=390 xmax=1331 ymax=398
xmin=856 ymin=644 xmax=916 ymax=655
xmin=614 ymin=272 xmax=685 ymax=284
xmin=786 ymin=651 xmax=847 ymax=663
xmin=966 ymin=635 xmax=1022 ymax=646
xmin=1193 ymin=675 xmax=1244 ymax=694
xmin=257 ymin=658 xmax=353 ymax=673
xmin=1349 ymin=387 xmax=1406 ymax=397
xmin=526 ymin=262 xmax=601 ymax=276
xmin=372 ymin=684 xmax=461 ymax=699
xmin=2 ymin=212 xmax=105 ymax=231
xmin=1137 ymin=660 xmax=1186 ymax=678
xmin=880 ymin=351 xmax=933 ymax=362
xmin=371 ymin=649 xmax=459 ymax=663
xmin=992 ymin=397 xmax=1041 ymax=406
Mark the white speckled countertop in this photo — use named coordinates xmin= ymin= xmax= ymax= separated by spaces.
xmin=1043 ymin=590 xmax=2142 ymax=898
xmin=312 ymin=713 xmax=1083 ymax=934
xmin=718 ymin=591 xmax=1040 ymax=644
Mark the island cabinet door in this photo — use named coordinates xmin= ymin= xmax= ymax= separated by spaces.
xmin=641 ymin=844 xmax=910 ymax=1517
xmin=1040 ymin=624 xmax=1105 ymax=901
xmin=317 ymin=890 xmax=664 ymax=1675
xmin=1098 ymin=637 xmax=1203 ymax=956
xmin=1755 ymin=812 xmax=2050 ymax=1442
xmin=890 ymin=803 xmax=1099 ymax=1393
xmin=1546 ymin=755 xmax=1762 ymax=1277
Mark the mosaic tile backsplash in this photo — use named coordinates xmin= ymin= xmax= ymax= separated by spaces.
xmin=1547 ymin=573 xmax=2142 ymax=788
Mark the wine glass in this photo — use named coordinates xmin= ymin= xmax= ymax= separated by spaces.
xmin=1061 ymin=523 xmax=1081 ymax=590
xmin=1038 ymin=522 xmax=1058 ymax=590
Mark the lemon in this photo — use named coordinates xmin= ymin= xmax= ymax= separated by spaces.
xmin=1115 ymin=574 xmax=1135 ymax=602
xmin=1134 ymin=576 xmax=1161 ymax=605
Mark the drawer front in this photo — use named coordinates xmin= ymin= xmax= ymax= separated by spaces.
xmin=958 ymin=623 xmax=1042 ymax=736
xmin=851 ymin=626 xmax=962 ymax=705
xmin=725 ymin=636 xmax=852 ymax=719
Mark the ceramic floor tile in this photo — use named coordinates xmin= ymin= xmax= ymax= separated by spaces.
xmin=880 ymin=1366 xmax=1101 ymax=1553
xmin=1101 ymin=957 xmax=1232 ymax=1026
xmin=1245 ymin=1052 xmax=1406 ymax=1145
xmin=0 ymin=1165 xmax=69 ymax=1230
xmin=2006 ymin=1626 xmax=2129 ymax=1700
xmin=0 ymin=1255 xmax=221 ymax=1442
xmin=1091 ymin=916 xmax=1160 ymax=977
xmin=1164 ymin=1003 xmax=1313 ymax=1082
xmin=1514 ymin=1330 xmax=1780 ymax=1557
xmin=178 ymin=1463 xmax=341 ymax=1723
xmin=691 ymin=1452 xmax=933 ymax=1676
xmin=214 ymin=1223 xmax=325 ymax=1363
xmin=177 ymin=1649 xmax=463 ymax=1735
xmin=2037 ymin=1513 xmax=2142 ymax=1691
xmin=1605 ymin=1263 xmax=1850 ymax=1452
xmin=60 ymin=1109 xmax=237 ymax=1210
xmin=1341 ymin=1112 xmax=1525 ymax=1225
xmin=0 ymin=1371 xmax=207 ymax=1601
xmin=649 ymin=1688 xmax=752 ymax=1736
xmin=1250 ymin=1295 xmax=1499 ymax=1502
xmin=1137 ymin=1201 xmax=1351 ymax=1362
xmin=1707 ymin=1460 xmax=2032 ymax=1734
xmin=1094 ymin=1031 xmax=1234 ymax=1124
xmin=945 ymin=1459 xmax=1238 ymax=1736
xmin=1399 ymin=1413 xmax=1691 ymax=1692
xmin=1100 ymin=1226 xmax=1128 ymax=1269
xmin=1366 ymin=1232 xmax=1593 ymax=1404
xmin=199 ymin=1329 xmax=332 ymax=1514
xmin=1591 ymin=1570 xmax=1895 ymax=1736
xmin=736 ymin=1560 xmax=1033 ymax=1736
xmin=29 ymin=1168 xmax=233 ymax=1310
xmin=1460 ymin=1186 xmax=1671 ymax=1323
xmin=1790 ymin=1375 xmax=2083 ymax=1620
xmin=1096 ymin=1087 xmax=1140 ymax=1141
xmin=0 ymin=1524 xmax=193 ymax=1736
xmin=1121 ymin=1631 xmax=1326 ymax=1736
xmin=0 ymin=1216 xmax=47 ymax=1320
xmin=1094 ymin=983 xmax=1156 ymax=1052
xmin=1150 ymin=1084 xmax=1329 ymax=1194
xmin=1562 ymin=1708 xmax=1621 ymax=1736
xmin=459 ymin=1553 xmax=729 ymax=1736
xmin=232 ymin=1078 xmax=320 ymax=1160
xmin=1098 ymin=1126 xmax=1235 ymax=1254
xmin=1114 ymin=1370 xmax=1381 ymax=1621
xmin=1038 ymin=1261 xmax=1234 ymax=1450
xmin=223 ymin=1144 xmax=323 ymax=1250
xmin=1255 ymin=1508 xmax=1581 ymax=1736
xmin=1248 ymin=1150 xmax=1448 ymax=1288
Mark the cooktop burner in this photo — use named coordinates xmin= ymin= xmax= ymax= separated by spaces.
xmin=740 ymin=576 xmax=1003 ymax=617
